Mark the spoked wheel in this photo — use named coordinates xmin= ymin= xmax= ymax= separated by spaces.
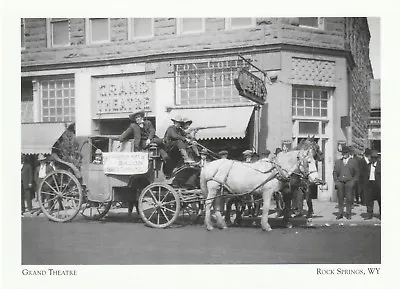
xmin=138 ymin=183 xmax=180 ymax=228
xmin=80 ymin=200 xmax=112 ymax=220
xmin=38 ymin=169 xmax=83 ymax=222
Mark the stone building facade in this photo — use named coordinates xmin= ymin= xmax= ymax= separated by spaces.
xmin=21 ymin=17 xmax=373 ymax=200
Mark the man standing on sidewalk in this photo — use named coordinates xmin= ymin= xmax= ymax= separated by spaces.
xmin=358 ymin=148 xmax=372 ymax=205
xmin=21 ymin=155 xmax=33 ymax=215
xmin=333 ymin=145 xmax=359 ymax=220
xmin=364 ymin=150 xmax=381 ymax=219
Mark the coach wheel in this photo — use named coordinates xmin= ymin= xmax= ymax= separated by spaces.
xmin=138 ymin=183 xmax=180 ymax=229
xmin=38 ymin=169 xmax=83 ymax=222
xmin=80 ymin=201 xmax=112 ymax=220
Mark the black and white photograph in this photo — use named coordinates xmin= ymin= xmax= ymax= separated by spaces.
xmin=1 ymin=1 xmax=396 ymax=288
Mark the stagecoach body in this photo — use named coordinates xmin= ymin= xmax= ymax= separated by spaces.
xmin=36 ymin=134 xmax=206 ymax=227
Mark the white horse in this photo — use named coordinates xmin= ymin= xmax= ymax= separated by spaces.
xmin=200 ymin=147 xmax=322 ymax=231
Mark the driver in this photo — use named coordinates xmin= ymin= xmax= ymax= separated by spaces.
xmin=163 ymin=115 xmax=196 ymax=164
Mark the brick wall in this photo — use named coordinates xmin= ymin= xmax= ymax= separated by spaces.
xmin=345 ymin=18 xmax=374 ymax=153
xmin=22 ymin=18 xmax=348 ymax=68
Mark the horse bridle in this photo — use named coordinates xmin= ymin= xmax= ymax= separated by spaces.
xmin=295 ymin=148 xmax=318 ymax=180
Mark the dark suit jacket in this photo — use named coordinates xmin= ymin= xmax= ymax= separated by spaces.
xmin=21 ymin=163 xmax=33 ymax=190
xmin=333 ymin=157 xmax=359 ymax=184
xmin=164 ymin=125 xmax=187 ymax=143
xmin=357 ymin=156 xmax=370 ymax=187
xmin=118 ymin=120 xmax=155 ymax=151
xmin=34 ymin=164 xmax=54 ymax=186
xmin=366 ymin=160 xmax=381 ymax=188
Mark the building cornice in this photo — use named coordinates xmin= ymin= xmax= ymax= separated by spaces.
xmin=21 ymin=43 xmax=355 ymax=73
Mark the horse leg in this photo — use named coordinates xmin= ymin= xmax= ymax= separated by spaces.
xmin=261 ymin=189 xmax=273 ymax=232
xmin=128 ymin=202 xmax=134 ymax=217
xmin=214 ymin=196 xmax=228 ymax=230
xmin=224 ymin=198 xmax=233 ymax=225
xmin=204 ymin=181 xmax=219 ymax=231
xmin=234 ymin=199 xmax=243 ymax=225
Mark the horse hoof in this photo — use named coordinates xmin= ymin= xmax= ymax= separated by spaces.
xmin=206 ymin=226 xmax=214 ymax=231
xmin=221 ymin=226 xmax=228 ymax=230
xmin=262 ymin=227 xmax=272 ymax=232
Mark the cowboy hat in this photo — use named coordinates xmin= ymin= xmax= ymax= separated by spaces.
xmin=341 ymin=145 xmax=351 ymax=154
xmin=182 ymin=117 xmax=193 ymax=126
xmin=218 ymin=150 xmax=228 ymax=156
xmin=95 ymin=149 xmax=102 ymax=154
xmin=171 ymin=115 xmax=186 ymax=123
xmin=371 ymin=150 xmax=379 ymax=158
xmin=38 ymin=154 xmax=46 ymax=161
xmin=129 ymin=110 xmax=145 ymax=122
xmin=243 ymin=149 xmax=253 ymax=156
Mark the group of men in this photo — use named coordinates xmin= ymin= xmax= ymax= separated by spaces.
xmin=118 ymin=110 xmax=198 ymax=164
xmin=333 ymin=146 xmax=381 ymax=220
xmin=21 ymin=154 xmax=56 ymax=215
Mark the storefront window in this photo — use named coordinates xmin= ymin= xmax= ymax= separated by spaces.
xmin=88 ymin=18 xmax=110 ymax=43
xmin=40 ymin=79 xmax=75 ymax=122
xmin=129 ymin=18 xmax=153 ymax=39
xmin=299 ymin=17 xmax=324 ymax=29
xmin=292 ymin=87 xmax=328 ymax=117
xmin=49 ymin=18 xmax=70 ymax=47
xmin=175 ymin=59 xmax=251 ymax=105
xmin=225 ymin=18 xmax=255 ymax=29
xmin=177 ymin=18 xmax=205 ymax=34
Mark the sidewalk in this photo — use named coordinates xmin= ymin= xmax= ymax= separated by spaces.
xmin=276 ymin=199 xmax=381 ymax=227
xmin=23 ymin=199 xmax=381 ymax=227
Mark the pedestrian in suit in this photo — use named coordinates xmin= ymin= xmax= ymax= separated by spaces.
xmin=364 ymin=150 xmax=381 ymax=219
xmin=34 ymin=154 xmax=55 ymax=208
xmin=358 ymin=148 xmax=372 ymax=205
xmin=333 ymin=145 xmax=359 ymax=219
xmin=21 ymin=155 xmax=33 ymax=215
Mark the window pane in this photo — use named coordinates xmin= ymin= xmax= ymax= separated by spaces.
xmin=230 ymin=18 xmax=253 ymax=27
xmin=52 ymin=20 xmax=69 ymax=45
xmin=299 ymin=17 xmax=318 ymax=27
xmin=305 ymin=108 xmax=312 ymax=116
xmin=305 ymin=90 xmax=312 ymax=98
xmin=297 ymin=108 xmax=304 ymax=116
xmin=181 ymin=18 xmax=203 ymax=33
xmin=132 ymin=18 xmax=152 ymax=37
xmin=321 ymin=109 xmax=327 ymax=117
xmin=299 ymin=122 xmax=319 ymax=134
xmin=313 ymin=108 xmax=320 ymax=116
xmin=91 ymin=18 xmax=109 ymax=42
xmin=305 ymin=99 xmax=312 ymax=107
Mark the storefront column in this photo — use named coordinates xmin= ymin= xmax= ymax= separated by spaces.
xmin=75 ymin=73 xmax=93 ymax=136
xmin=32 ymin=79 xmax=40 ymax=122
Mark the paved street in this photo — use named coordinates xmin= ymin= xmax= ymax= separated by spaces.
xmin=22 ymin=214 xmax=380 ymax=265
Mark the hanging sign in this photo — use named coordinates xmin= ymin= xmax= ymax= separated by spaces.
xmin=234 ymin=68 xmax=267 ymax=105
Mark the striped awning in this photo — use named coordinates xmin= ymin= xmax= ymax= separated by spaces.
xmin=166 ymin=106 xmax=255 ymax=140
xmin=21 ymin=123 xmax=68 ymax=154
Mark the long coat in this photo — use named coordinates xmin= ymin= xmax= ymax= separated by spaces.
xmin=21 ymin=163 xmax=33 ymax=190
xmin=357 ymin=156 xmax=370 ymax=189
xmin=118 ymin=120 xmax=155 ymax=151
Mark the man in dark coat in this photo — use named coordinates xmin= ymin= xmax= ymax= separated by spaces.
xmin=118 ymin=110 xmax=156 ymax=151
xmin=163 ymin=116 xmax=195 ymax=164
xmin=333 ymin=145 xmax=359 ymax=219
xmin=364 ymin=150 xmax=381 ymax=219
xmin=357 ymin=148 xmax=372 ymax=205
xmin=21 ymin=155 xmax=33 ymax=215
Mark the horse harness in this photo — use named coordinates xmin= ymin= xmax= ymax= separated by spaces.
xmin=207 ymin=149 xmax=316 ymax=201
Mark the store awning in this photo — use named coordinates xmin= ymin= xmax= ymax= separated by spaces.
xmin=21 ymin=123 xmax=68 ymax=154
xmin=168 ymin=106 xmax=255 ymax=140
